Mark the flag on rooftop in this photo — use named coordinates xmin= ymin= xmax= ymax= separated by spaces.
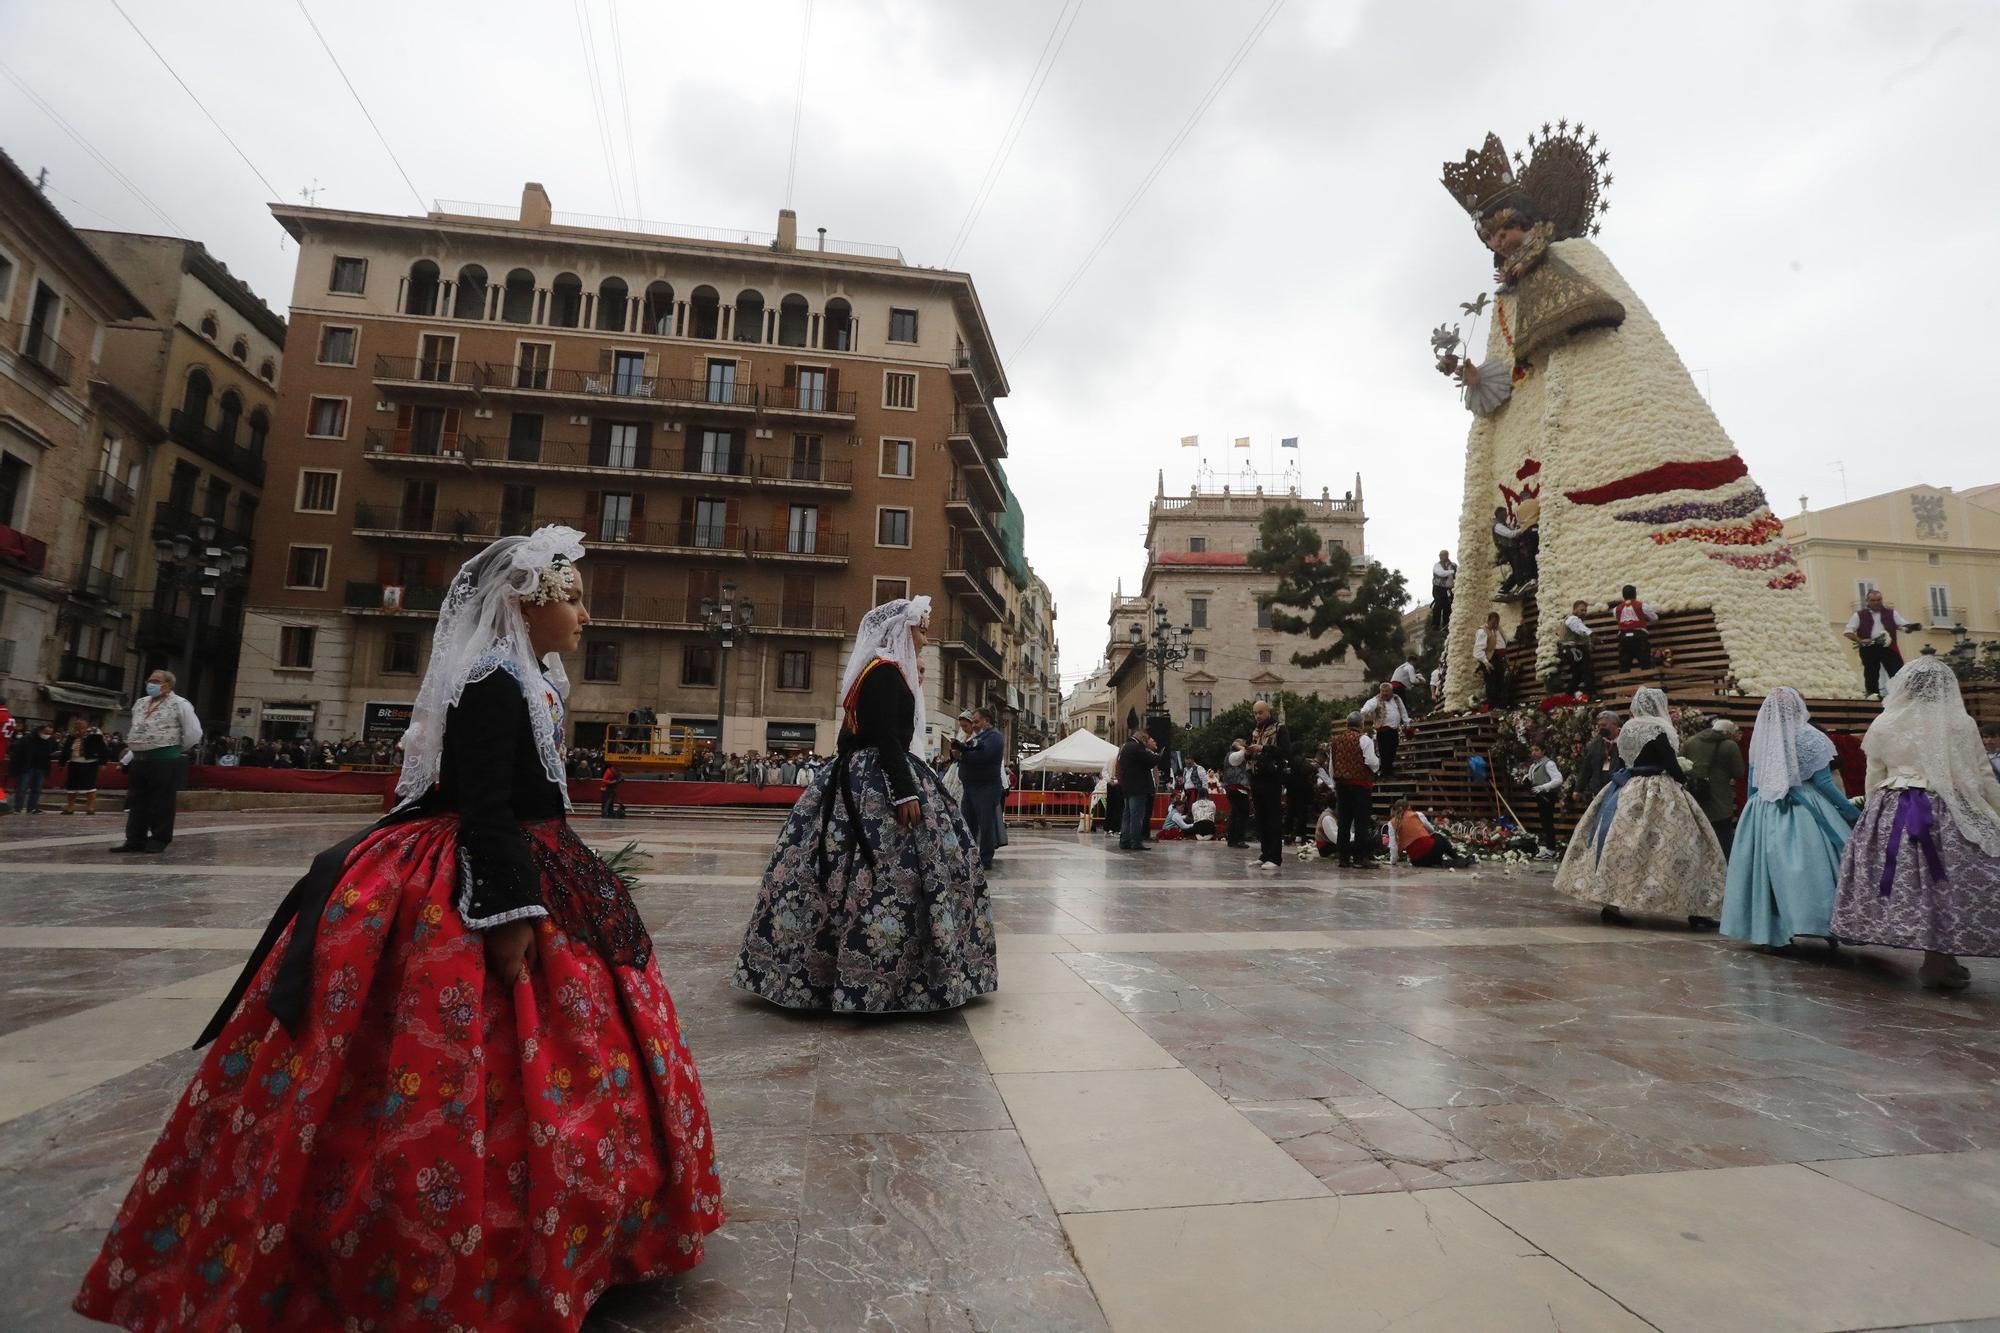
xmin=1280 ymin=436 xmax=1299 ymax=449
xmin=1233 ymin=436 xmax=1251 ymax=449
xmin=1180 ymin=434 xmax=1198 ymax=447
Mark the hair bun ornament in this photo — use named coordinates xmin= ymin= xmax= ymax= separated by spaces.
xmin=508 ymin=525 xmax=587 ymax=580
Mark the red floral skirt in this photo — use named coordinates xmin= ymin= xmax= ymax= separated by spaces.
xmin=74 ymin=815 xmax=722 ymax=1331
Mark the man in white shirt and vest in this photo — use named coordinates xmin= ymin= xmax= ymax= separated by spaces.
xmin=1474 ymin=612 xmax=1510 ymax=708
xmin=112 ymin=668 xmax=202 ymax=853
xmin=1557 ymin=599 xmax=1598 ymax=696
xmin=1357 ymin=682 xmax=1411 ymax=777
xmin=1525 ymin=743 xmax=1564 ymax=858
xmin=1844 ymin=590 xmax=1918 ymax=698
xmin=1430 ymin=551 xmax=1457 ymax=630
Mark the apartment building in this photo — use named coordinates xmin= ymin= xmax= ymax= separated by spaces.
xmin=1103 ymin=474 xmax=1370 ymax=740
xmin=238 ymin=183 xmax=1014 ymax=755
xmin=0 ymin=150 xmax=156 ymax=727
xmin=81 ymin=231 xmax=286 ymax=725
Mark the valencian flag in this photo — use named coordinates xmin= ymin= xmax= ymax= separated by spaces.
xmin=1281 ymin=436 xmax=1298 ymax=449
xmin=1180 ymin=434 xmax=1198 ymax=447
xmin=1233 ymin=436 xmax=1251 ymax=449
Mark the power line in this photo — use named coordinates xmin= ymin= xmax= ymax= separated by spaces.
xmin=0 ymin=57 xmax=185 ymax=236
xmin=109 ymin=0 xmax=283 ymax=201
xmin=606 ymin=0 xmax=644 ymax=219
xmin=944 ymin=0 xmax=1085 ymax=269
xmin=571 ymin=0 xmax=626 ymax=219
xmin=783 ymin=0 xmax=815 ymax=208
xmin=293 ymin=0 xmax=428 ymax=212
xmin=1010 ymin=0 xmax=1285 ymax=361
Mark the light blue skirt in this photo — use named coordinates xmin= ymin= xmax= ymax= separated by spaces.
xmin=1721 ymin=783 xmax=1855 ymax=947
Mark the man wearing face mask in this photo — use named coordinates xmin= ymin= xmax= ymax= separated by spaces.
xmin=1577 ymin=710 xmax=1626 ymax=806
xmin=111 ymin=669 xmax=202 ymax=853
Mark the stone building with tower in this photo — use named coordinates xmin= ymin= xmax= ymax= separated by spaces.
xmin=1102 ymin=473 xmax=1370 ymax=742
xmin=234 ymin=183 xmax=1025 ymax=756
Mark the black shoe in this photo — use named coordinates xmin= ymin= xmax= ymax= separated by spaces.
xmin=1688 ymin=915 xmax=1719 ymax=931
xmin=108 ymin=843 xmax=146 ymax=853
xmin=1600 ymin=904 xmax=1628 ymax=924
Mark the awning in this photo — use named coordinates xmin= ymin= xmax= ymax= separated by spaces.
xmin=42 ymin=684 xmax=124 ymax=709
xmin=675 ymin=717 xmax=719 ymax=741
xmin=259 ymin=706 xmax=318 ymax=722
xmin=766 ymin=722 xmax=818 ymax=744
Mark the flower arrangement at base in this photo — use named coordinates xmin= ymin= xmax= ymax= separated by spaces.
xmin=1538 ymin=693 xmax=1586 ymax=712
xmin=1434 ymin=816 xmax=1540 ymax=861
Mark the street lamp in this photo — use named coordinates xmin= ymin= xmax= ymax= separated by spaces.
xmin=152 ymin=514 xmax=249 ymax=713
xmin=698 ymin=579 xmax=754 ymax=751
xmin=1128 ymin=601 xmax=1192 ymax=711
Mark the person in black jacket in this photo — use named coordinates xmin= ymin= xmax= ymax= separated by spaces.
xmin=77 ymin=527 xmax=724 ymax=1328
xmin=957 ymin=706 xmax=1007 ymax=868
xmin=1245 ymin=699 xmax=1291 ymax=869
xmin=736 ymin=595 xmax=997 ymax=1012
xmin=1116 ymin=729 xmax=1160 ymax=850
xmin=60 ymin=718 xmax=108 ymax=815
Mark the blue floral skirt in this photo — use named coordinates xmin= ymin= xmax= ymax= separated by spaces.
xmin=734 ymin=749 xmax=998 ymax=1012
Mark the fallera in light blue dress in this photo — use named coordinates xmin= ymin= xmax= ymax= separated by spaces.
xmin=1721 ymin=762 xmax=1861 ymax=947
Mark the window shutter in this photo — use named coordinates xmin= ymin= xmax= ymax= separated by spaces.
xmin=783 ymin=364 xmax=797 ymax=391
xmin=725 ymin=498 xmax=740 ymax=545
xmin=598 ymin=348 xmax=614 ymax=374
xmin=737 ymin=359 xmax=752 ymax=402
xmin=679 ymin=496 xmax=694 ymax=532
xmin=825 ymin=367 xmax=840 ymax=399
xmin=636 ymin=422 xmax=653 ymax=469
xmin=585 ymin=490 xmax=601 ymax=525
xmin=630 ymin=492 xmax=646 ymax=525
xmin=589 ymin=417 xmax=609 ymax=466
xmin=394 ymin=403 xmax=414 ymax=452
xmin=441 ymin=408 xmax=460 ymax=453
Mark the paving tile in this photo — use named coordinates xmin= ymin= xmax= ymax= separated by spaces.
xmin=1812 ymin=1150 xmax=2000 ymax=1247
xmin=993 ymin=1067 xmax=1326 ymax=1213
xmin=585 ymin=1219 xmax=797 ymax=1332
xmin=962 ymin=989 xmax=1176 ymax=1074
xmin=1063 ymin=1192 xmax=1651 ymax=1331
xmin=1463 ymin=1163 xmax=2000 ymax=1332
xmin=1417 ymin=1102 xmax=1706 ymax=1180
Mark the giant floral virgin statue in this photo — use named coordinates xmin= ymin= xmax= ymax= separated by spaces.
xmin=1433 ymin=121 xmax=1856 ymax=700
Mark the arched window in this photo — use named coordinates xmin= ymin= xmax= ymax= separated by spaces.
xmin=688 ymin=285 xmax=720 ymax=340
xmin=501 ymin=268 xmax=536 ymax=323
xmin=216 ymin=390 xmax=244 ymax=446
xmin=181 ymin=367 xmax=212 ymax=425
xmin=199 ymin=313 xmax=219 ymax=340
xmin=777 ymin=293 xmax=810 ymax=347
xmin=247 ymin=409 xmax=270 ymax=455
xmin=230 ymin=336 xmax=248 ymax=362
xmin=453 ymin=264 xmax=488 ymax=319
xmin=733 ymin=289 xmax=766 ymax=343
xmin=642 ymin=280 xmax=675 ymax=335
xmin=259 ymin=358 xmax=276 ymax=382
xmin=824 ymin=297 xmax=853 ymax=351
xmin=549 ymin=273 xmax=583 ymax=328
xmin=596 ymin=276 xmax=629 ymax=332
xmin=406 ymin=260 xmax=441 ymax=316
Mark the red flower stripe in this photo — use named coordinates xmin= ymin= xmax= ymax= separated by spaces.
xmin=1767 ymin=570 xmax=1808 ymax=590
xmin=1563 ymin=455 xmax=1749 ymax=506
xmin=1650 ymin=514 xmax=1785 ymax=547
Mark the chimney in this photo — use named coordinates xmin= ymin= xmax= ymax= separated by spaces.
xmin=777 ymin=209 xmax=798 ymax=252
xmin=520 ymin=182 xmax=552 ymax=227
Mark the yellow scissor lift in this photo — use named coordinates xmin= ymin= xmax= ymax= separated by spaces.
xmin=601 ymin=724 xmax=709 ymax=776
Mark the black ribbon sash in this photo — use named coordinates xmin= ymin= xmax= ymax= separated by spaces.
xmin=193 ymin=808 xmax=417 ymax=1049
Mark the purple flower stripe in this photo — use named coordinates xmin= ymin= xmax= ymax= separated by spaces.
xmin=1613 ymin=487 xmax=1769 ymax=525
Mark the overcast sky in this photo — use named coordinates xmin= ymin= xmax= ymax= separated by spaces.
xmin=5 ymin=1 xmax=1994 ymax=689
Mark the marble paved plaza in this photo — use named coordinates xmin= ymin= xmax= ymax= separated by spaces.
xmin=4 ymin=812 xmax=2000 ymax=1331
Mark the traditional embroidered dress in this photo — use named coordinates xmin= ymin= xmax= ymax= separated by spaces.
xmin=1832 ymin=659 xmax=2000 ymax=958
xmin=1721 ymin=688 xmax=1859 ymax=947
xmin=735 ymin=599 xmax=997 ymax=1011
xmin=1555 ymin=713 xmax=1727 ymax=918
xmin=75 ymin=530 xmax=720 ymax=1332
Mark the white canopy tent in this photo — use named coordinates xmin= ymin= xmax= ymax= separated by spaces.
xmin=1018 ymin=729 xmax=1119 ymax=774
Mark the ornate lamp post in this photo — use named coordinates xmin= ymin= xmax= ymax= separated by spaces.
xmin=152 ymin=515 xmax=249 ymax=715
xmin=1127 ymin=601 xmax=1192 ymax=713
xmin=698 ymin=579 xmax=754 ymax=751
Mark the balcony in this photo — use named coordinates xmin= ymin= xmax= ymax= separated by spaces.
xmin=759 ymin=381 xmax=858 ymax=423
xmin=764 ymin=603 xmax=848 ymax=637
xmin=944 ymin=486 xmax=1005 ymax=564
xmin=0 ymin=523 xmax=49 ymax=573
xmin=559 ymin=516 xmax=750 ymax=558
xmin=754 ymin=453 xmax=854 ymax=493
xmin=86 ymin=470 xmax=137 ymax=515
xmin=363 ymin=426 xmax=481 ymax=466
xmin=167 ymin=408 xmax=267 ymax=483
xmin=343 ymin=581 xmax=448 ymax=613
xmin=951 ymin=404 xmax=1007 ymax=461
xmin=58 ymin=653 xmax=124 ymax=694
xmin=481 ymin=364 xmax=763 ymax=415
xmin=943 ymin=547 xmax=1006 ymax=623
xmin=749 ymin=526 xmax=849 ymax=565
xmin=468 ymin=433 xmax=756 ymax=486
xmin=353 ymin=500 xmax=512 ymax=542
xmin=938 ymin=619 xmax=1003 ymax=677
xmin=71 ymin=563 xmax=123 ymax=603
xmin=151 ymin=503 xmax=251 ymax=554
xmin=948 ymin=344 xmax=982 ymax=402
xmin=372 ymin=353 xmax=482 ymax=397
xmin=955 ymin=458 xmax=1003 ymax=509
xmin=9 ymin=321 xmax=74 ymax=385
xmin=589 ymin=595 xmax=696 ymax=629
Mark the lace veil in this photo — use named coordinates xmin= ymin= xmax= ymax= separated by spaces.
xmin=395 ymin=526 xmax=585 ymax=808
xmin=1745 ymin=687 xmax=1836 ymax=803
xmin=837 ymin=595 xmax=932 ymax=750
xmin=1866 ymin=658 xmax=2000 ymax=855
xmin=1628 ymin=687 xmax=1671 ymax=723
xmin=1617 ymin=715 xmax=1676 ymax=764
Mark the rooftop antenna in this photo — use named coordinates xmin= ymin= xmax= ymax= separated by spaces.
xmin=299 ymin=179 xmax=322 ymax=206
xmin=34 ymin=167 xmax=49 ymax=193
xmin=1832 ymin=460 xmax=1849 ymax=504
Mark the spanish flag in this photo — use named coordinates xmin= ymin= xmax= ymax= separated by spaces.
xmin=1180 ymin=434 xmax=1198 ymax=447
xmin=1233 ymin=436 xmax=1250 ymax=449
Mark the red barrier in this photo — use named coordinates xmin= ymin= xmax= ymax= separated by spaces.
xmin=579 ymin=780 xmax=804 ymax=808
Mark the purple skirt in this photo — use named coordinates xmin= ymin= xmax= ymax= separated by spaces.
xmin=1831 ymin=788 xmax=2000 ymax=957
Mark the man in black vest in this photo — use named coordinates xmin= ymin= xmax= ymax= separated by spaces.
xmin=1245 ymin=699 xmax=1291 ymax=870
xmin=1844 ymin=590 xmax=1918 ymax=698
xmin=1115 ymin=728 xmax=1159 ymax=851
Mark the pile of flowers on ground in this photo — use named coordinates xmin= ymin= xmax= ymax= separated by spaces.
xmin=1433 ymin=816 xmax=1540 ymax=862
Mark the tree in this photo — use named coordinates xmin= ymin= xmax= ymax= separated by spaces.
xmin=1248 ymin=505 xmax=1411 ymax=680
xmin=1174 ymin=690 xmax=1366 ymax=768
